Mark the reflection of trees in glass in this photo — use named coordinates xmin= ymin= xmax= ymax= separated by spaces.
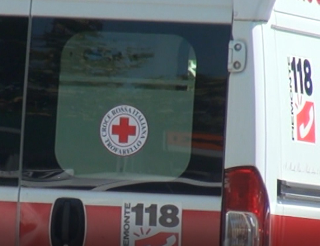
xmin=23 ymin=18 xmax=230 ymax=186
xmin=61 ymin=31 xmax=194 ymax=81
xmin=60 ymin=32 xmax=165 ymax=79
xmin=79 ymin=41 xmax=154 ymax=77
xmin=58 ymin=30 xmax=196 ymax=126
xmin=28 ymin=18 xmax=227 ymax=136
xmin=193 ymin=74 xmax=226 ymax=136
xmin=27 ymin=19 xmax=103 ymax=116
xmin=0 ymin=18 xmax=27 ymax=116
xmin=0 ymin=17 xmax=28 ymax=171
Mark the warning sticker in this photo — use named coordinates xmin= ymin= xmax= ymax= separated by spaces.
xmin=121 ymin=201 xmax=182 ymax=246
xmin=100 ymin=105 xmax=148 ymax=156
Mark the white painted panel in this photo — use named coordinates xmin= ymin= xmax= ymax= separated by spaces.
xmin=224 ymin=21 xmax=257 ymax=169
xmin=233 ymin=0 xmax=276 ymax=21
xmin=276 ymin=203 xmax=320 ymax=219
xmin=1 ymin=0 xmax=30 ymax=16
xmin=273 ymin=12 xmax=320 ymax=187
xmin=19 ymin=188 xmax=221 ymax=211
xmin=0 ymin=187 xmax=19 ymax=202
xmin=274 ymin=11 xmax=320 ymax=37
xmin=31 ymin=0 xmax=232 ymax=23
xmin=261 ymin=18 xmax=283 ymax=216
xmin=275 ymin=0 xmax=320 ymax=22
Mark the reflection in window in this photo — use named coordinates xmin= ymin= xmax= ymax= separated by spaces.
xmin=23 ymin=18 xmax=231 ymax=195
xmin=0 ymin=17 xmax=27 ymax=175
xmin=56 ymin=32 xmax=195 ymax=179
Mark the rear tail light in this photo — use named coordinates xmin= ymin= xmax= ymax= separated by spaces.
xmin=221 ymin=166 xmax=270 ymax=246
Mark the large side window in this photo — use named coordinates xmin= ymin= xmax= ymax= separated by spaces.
xmin=23 ymin=19 xmax=230 ymax=195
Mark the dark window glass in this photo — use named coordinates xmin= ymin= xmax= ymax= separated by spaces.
xmin=23 ymin=18 xmax=230 ymax=195
xmin=0 ymin=17 xmax=28 ymax=185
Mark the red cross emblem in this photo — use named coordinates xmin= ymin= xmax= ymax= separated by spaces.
xmin=100 ymin=105 xmax=148 ymax=156
xmin=112 ymin=117 xmax=137 ymax=143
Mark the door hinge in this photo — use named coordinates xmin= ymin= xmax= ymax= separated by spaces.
xmin=228 ymin=40 xmax=246 ymax=73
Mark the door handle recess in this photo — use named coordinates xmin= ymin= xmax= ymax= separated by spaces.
xmin=50 ymin=198 xmax=85 ymax=246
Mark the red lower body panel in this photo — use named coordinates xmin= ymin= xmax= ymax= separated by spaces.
xmin=271 ymin=214 xmax=320 ymax=246
xmin=0 ymin=202 xmax=17 ymax=246
xmin=19 ymin=202 xmax=221 ymax=246
xmin=182 ymin=210 xmax=220 ymax=246
xmin=18 ymin=203 xmax=320 ymax=245
xmin=85 ymin=206 xmax=121 ymax=245
xmin=20 ymin=203 xmax=51 ymax=246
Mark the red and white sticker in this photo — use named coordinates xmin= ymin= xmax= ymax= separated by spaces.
xmin=100 ymin=105 xmax=148 ymax=156
xmin=296 ymin=100 xmax=315 ymax=142
xmin=121 ymin=201 xmax=182 ymax=246
xmin=288 ymin=56 xmax=316 ymax=143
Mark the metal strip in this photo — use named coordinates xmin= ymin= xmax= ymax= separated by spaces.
xmin=271 ymin=24 xmax=320 ymax=39
xmin=16 ymin=1 xmax=33 ymax=245
xmin=278 ymin=180 xmax=320 ymax=204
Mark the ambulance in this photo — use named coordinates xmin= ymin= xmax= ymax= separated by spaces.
xmin=1 ymin=0 xmax=320 ymax=245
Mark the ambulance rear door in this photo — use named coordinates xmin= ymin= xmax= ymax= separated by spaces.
xmin=18 ymin=0 xmax=232 ymax=245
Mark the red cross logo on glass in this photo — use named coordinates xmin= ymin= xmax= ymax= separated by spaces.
xmin=100 ymin=105 xmax=148 ymax=156
xmin=112 ymin=117 xmax=137 ymax=143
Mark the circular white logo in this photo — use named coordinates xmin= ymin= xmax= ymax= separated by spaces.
xmin=100 ymin=105 xmax=148 ymax=156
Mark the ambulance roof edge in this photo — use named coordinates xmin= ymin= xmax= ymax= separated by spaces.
xmin=233 ymin=0 xmax=276 ymax=21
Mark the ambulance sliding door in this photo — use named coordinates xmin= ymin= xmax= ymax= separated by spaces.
xmin=19 ymin=1 xmax=231 ymax=245
xmin=0 ymin=1 xmax=30 ymax=245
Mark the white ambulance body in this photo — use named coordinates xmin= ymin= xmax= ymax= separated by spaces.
xmin=227 ymin=0 xmax=320 ymax=245
xmin=0 ymin=0 xmax=320 ymax=245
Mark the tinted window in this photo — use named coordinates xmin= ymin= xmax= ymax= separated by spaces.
xmin=0 ymin=17 xmax=28 ymax=185
xmin=23 ymin=18 xmax=230 ymax=195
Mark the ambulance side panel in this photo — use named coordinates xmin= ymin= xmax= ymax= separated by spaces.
xmin=264 ymin=1 xmax=320 ymax=244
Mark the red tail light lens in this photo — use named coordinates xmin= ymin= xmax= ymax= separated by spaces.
xmin=222 ymin=166 xmax=270 ymax=246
